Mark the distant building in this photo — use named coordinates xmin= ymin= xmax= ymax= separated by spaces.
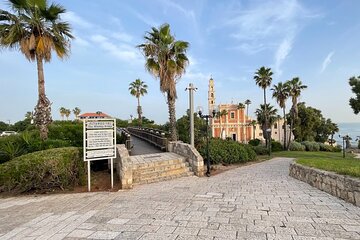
xmin=78 ymin=112 xmax=111 ymax=120
xmin=208 ymin=77 xmax=291 ymax=144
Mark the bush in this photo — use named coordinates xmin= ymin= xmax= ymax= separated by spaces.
xmin=0 ymin=147 xmax=85 ymax=193
xmin=271 ymin=141 xmax=283 ymax=152
xmin=252 ymin=145 xmax=268 ymax=155
xmin=289 ymin=141 xmax=306 ymax=151
xmin=199 ymin=138 xmax=256 ymax=165
xmin=302 ymin=141 xmax=320 ymax=151
xmin=248 ymin=138 xmax=261 ymax=146
xmin=48 ymin=122 xmax=83 ymax=147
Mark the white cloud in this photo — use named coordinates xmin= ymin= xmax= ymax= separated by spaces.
xmin=320 ymin=51 xmax=335 ymax=73
xmin=90 ymin=34 xmax=142 ymax=64
xmin=274 ymin=35 xmax=295 ymax=76
xmin=62 ymin=11 xmax=93 ymax=29
xmin=112 ymin=32 xmax=133 ymax=43
xmin=128 ymin=8 xmax=159 ymax=27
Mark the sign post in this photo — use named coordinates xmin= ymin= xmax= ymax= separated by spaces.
xmin=83 ymin=119 xmax=116 ymax=191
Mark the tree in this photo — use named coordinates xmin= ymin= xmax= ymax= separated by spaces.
xmin=287 ymin=77 xmax=307 ymax=148
xmin=25 ymin=111 xmax=33 ymax=121
xmin=59 ymin=107 xmax=66 ymax=120
xmin=129 ymin=79 xmax=148 ymax=126
xmin=73 ymin=107 xmax=81 ymax=120
xmin=271 ymin=82 xmax=290 ymax=149
xmin=138 ymin=23 xmax=189 ymax=141
xmin=0 ymin=0 xmax=73 ymax=140
xmin=250 ymin=120 xmax=257 ymax=140
xmin=64 ymin=108 xmax=71 ymax=120
xmin=237 ymin=103 xmax=246 ymax=142
xmin=254 ymin=66 xmax=273 ymax=146
xmin=255 ymin=104 xmax=278 ymax=141
xmin=177 ymin=109 xmax=206 ymax=147
xmin=216 ymin=109 xmax=228 ymax=139
xmin=349 ymin=76 xmax=360 ymax=114
xmin=245 ymin=99 xmax=251 ymax=119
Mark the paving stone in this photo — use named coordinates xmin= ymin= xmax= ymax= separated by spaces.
xmin=68 ymin=229 xmax=94 ymax=238
xmin=107 ymin=218 xmax=130 ymax=224
xmin=88 ymin=230 xmax=120 ymax=239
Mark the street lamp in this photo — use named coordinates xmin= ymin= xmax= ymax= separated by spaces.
xmin=197 ymin=106 xmax=216 ymax=177
xmin=266 ymin=128 xmax=272 ymax=156
xmin=339 ymin=134 xmax=351 ymax=158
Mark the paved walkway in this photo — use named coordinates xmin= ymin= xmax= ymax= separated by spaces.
xmin=130 ymin=136 xmax=163 ymax=156
xmin=0 ymin=158 xmax=359 ymax=240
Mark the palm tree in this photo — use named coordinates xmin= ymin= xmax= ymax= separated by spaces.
xmin=216 ymin=109 xmax=228 ymax=139
xmin=59 ymin=107 xmax=66 ymax=120
xmin=245 ymin=99 xmax=251 ymax=119
xmin=254 ymin=67 xmax=273 ymax=146
xmin=129 ymin=79 xmax=148 ymax=126
xmin=287 ymin=77 xmax=307 ymax=148
xmin=250 ymin=120 xmax=257 ymax=140
xmin=237 ymin=103 xmax=246 ymax=142
xmin=0 ymin=0 xmax=73 ymax=140
xmin=25 ymin=111 xmax=33 ymax=120
xmin=138 ymin=23 xmax=189 ymax=141
xmin=64 ymin=108 xmax=71 ymax=120
xmin=271 ymin=82 xmax=290 ymax=149
xmin=255 ymin=104 xmax=278 ymax=142
xmin=73 ymin=107 xmax=81 ymax=120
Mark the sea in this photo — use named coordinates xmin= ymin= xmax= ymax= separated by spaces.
xmin=334 ymin=122 xmax=360 ymax=147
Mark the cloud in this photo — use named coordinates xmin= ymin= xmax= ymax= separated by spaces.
xmin=112 ymin=32 xmax=133 ymax=43
xmin=127 ymin=8 xmax=159 ymax=27
xmin=62 ymin=11 xmax=93 ymax=29
xmin=320 ymin=51 xmax=335 ymax=73
xmin=90 ymin=34 xmax=142 ymax=64
xmin=274 ymin=35 xmax=295 ymax=76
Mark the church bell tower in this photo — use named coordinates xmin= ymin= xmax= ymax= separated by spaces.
xmin=208 ymin=77 xmax=215 ymax=115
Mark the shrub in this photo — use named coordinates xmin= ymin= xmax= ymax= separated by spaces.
xmin=0 ymin=147 xmax=85 ymax=193
xmin=48 ymin=123 xmax=83 ymax=147
xmin=271 ymin=141 xmax=283 ymax=152
xmin=252 ymin=145 xmax=268 ymax=155
xmin=289 ymin=141 xmax=306 ymax=151
xmin=319 ymin=143 xmax=334 ymax=152
xmin=248 ymin=138 xmax=261 ymax=146
xmin=302 ymin=141 xmax=320 ymax=151
xmin=199 ymin=138 xmax=256 ymax=165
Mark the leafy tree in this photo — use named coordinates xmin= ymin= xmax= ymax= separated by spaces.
xmin=0 ymin=121 xmax=9 ymax=131
xmin=73 ymin=107 xmax=81 ymax=120
xmin=349 ymin=76 xmax=360 ymax=114
xmin=129 ymin=79 xmax=148 ymax=126
xmin=0 ymin=0 xmax=73 ymax=140
xmin=138 ymin=23 xmax=189 ymax=141
xmin=255 ymin=104 xmax=278 ymax=140
xmin=254 ymin=67 xmax=273 ymax=145
xmin=271 ymin=82 xmax=290 ymax=149
xmin=59 ymin=107 xmax=66 ymax=120
xmin=64 ymin=108 xmax=71 ymax=120
xmin=176 ymin=110 xmax=206 ymax=147
xmin=25 ymin=111 xmax=33 ymax=121
xmin=287 ymin=77 xmax=307 ymax=148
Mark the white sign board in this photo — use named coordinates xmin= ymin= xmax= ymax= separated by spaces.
xmin=83 ymin=119 xmax=117 ymax=191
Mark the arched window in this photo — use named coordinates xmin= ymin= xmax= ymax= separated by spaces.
xmin=274 ymin=123 xmax=278 ymax=129
xmin=211 ymin=93 xmax=214 ymax=98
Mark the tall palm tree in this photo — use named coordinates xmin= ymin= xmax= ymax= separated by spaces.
xmin=138 ymin=23 xmax=189 ymax=141
xmin=254 ymin=67 xmax=273 ymax=146
xmin=245 ymin=99 xmax=251 ymax=119
xmin=287 ymin=77 xmax=307 ymax=148
xmin=25 ymin=111 xmax=33 ymax=120
xmin=237 ymin=103 xmax=246 ymax=142
xmin=255 ymin=104 xmax=278 ymax=143
xmin=250 ymin=120 xmax=257 ymax=140
xmin=0 ymin=0 xmax=73 ymax=140
xmin=73 ymin=107 xmax=81 ymax=120
xmin=59 ymin=107 xmax=66 ymax=120
xmin=129 ymin=79 xmax=148 ymax=126
xmin=64 ymin=108 xmax=71 ymax=120
xmin=271 ymin=82 xmax=290 ymax=149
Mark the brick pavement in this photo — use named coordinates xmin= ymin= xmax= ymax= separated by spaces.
xmin=0 ymin=158 xmax=359 ymax=240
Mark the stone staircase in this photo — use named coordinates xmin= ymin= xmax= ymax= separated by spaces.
xmin=131 ymin=152 xmax=194 ymax=185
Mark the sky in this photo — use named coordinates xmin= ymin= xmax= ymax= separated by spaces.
xmin=1 ymin=0 xmax=360 ymax=125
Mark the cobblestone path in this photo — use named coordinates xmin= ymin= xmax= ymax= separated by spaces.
xmin=0 ymin=158 xmax=359 ymax=240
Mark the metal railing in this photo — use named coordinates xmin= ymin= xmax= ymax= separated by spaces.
xmin=127 ymin=127 xmax=168 ymax=151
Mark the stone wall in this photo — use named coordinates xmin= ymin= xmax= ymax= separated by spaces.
xmin=114 ymin=144 xmax=133 ymax=189
xmin=289 ymin=162 xmax=360 ymax=206
xmin=168 ymin=141 xmax=204 ymax=177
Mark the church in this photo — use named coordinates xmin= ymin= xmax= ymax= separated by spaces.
xmin=208 ymin=77 xmax=290 ymax=144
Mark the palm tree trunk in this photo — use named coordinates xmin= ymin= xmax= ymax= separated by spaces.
xmin=287 ymin=108 xmax=294 ymax=150
xmin=34 ymin=55 xmax=51 ymax=140
xmin=246 ymin=106 xmax=249 ymax=143
xmin=283 ymin=107 xmax=287 ymax=150
xmin=167 ymin=94 xmax=177 ymax=141
xmin=263 ymin=88 xmax=268 ymax=147
xmin=137 ymin=97 xmax=142 ymax=126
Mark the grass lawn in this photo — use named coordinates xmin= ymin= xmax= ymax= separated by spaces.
xmin=271 ymin=151 xmax=360 ymax=178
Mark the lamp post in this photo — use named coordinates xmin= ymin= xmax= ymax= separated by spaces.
xmin=339 ymin=134 xmax=351 ymax=158
xmin=197 ymin=106 xmax=216 ymax=177
xmin=266 ymin=128 xmax=272 ymax=156
xmin=185 ymin=83 xmax=197 ymax=147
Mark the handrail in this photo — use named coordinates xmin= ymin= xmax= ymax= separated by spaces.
xmin=127 ymin=127 xmax=168 ymax=151
xmin=117 ymin=128 xmax=133 ymax=151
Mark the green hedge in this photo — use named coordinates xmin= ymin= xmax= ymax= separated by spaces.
xmin=302 ymin=141 xmax=320 ymax=151
xmin=289 ymin=141 xmax=306 ymax=151
xmin=199 ymin=138 xmax=256 ymax=165
xmin=252 ymin=145 xmax=268 ymax=155
xmin=0 ymin=147 xmax=85 ymax=193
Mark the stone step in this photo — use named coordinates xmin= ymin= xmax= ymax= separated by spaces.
xmin=133 ymin=162 xmax=190 ymax=176
xmin=133 ymin=166 xmax=193 ymax=183
xmin=133 ymin=171 xmax=194 ymax=185
xmin=133 ymin=158 xmax=186 ymax=170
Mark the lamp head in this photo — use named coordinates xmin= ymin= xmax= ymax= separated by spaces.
xmin=197 ymin=106 xmax=203 ymax=117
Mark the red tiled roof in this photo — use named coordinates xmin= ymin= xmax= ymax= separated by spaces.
xmin=78 ymin=112 xmax=111 ymax=117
